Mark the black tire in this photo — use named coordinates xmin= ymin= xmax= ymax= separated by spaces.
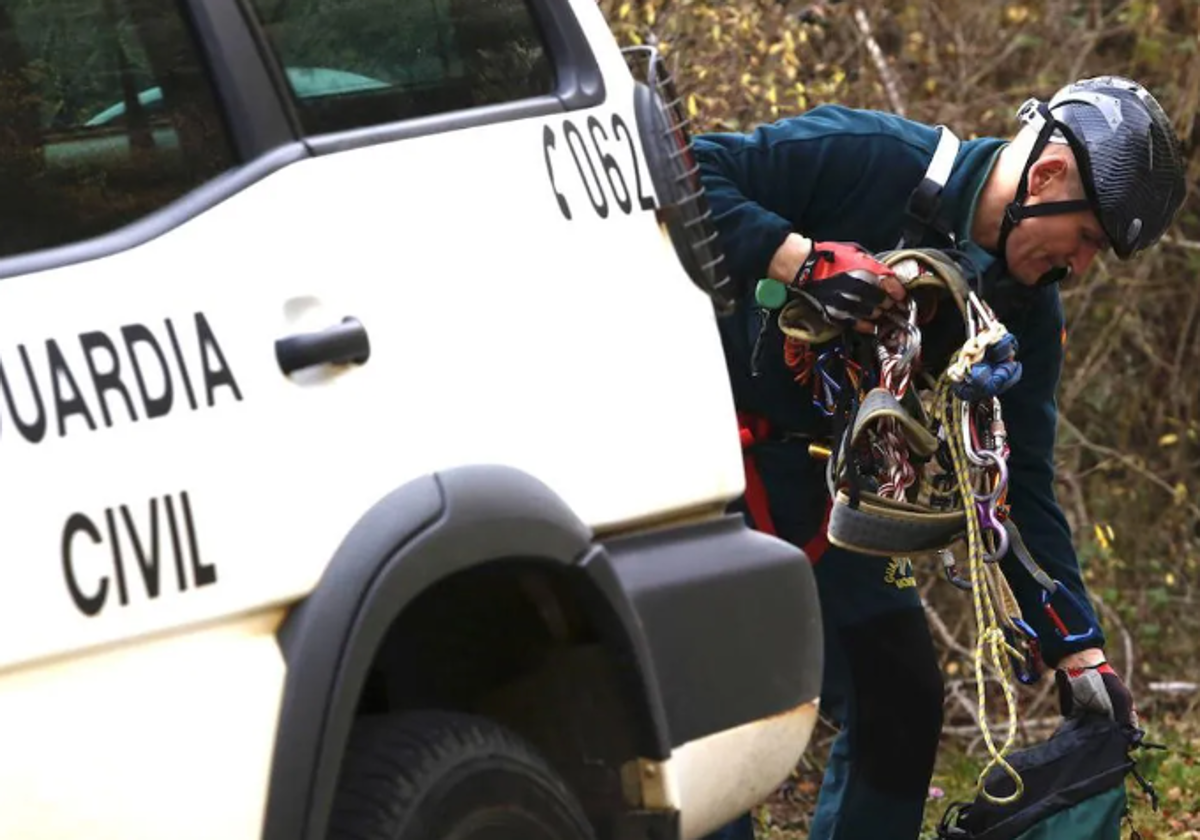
xmin=327 ymin=710 xmax=598 ymax=840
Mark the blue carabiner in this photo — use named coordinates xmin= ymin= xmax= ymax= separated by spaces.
xmin=812 ymin=349 xmax=843 ymax=416
xmin=1041 ymin=583 xmax=1102 ymax=645
xmin=1005 ymin=617 xmax=1045 ymax=686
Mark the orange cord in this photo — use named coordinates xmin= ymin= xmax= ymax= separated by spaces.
xmin=783 ymin=337 xmax=817 ymax=383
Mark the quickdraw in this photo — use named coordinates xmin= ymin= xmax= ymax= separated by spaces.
xmin=754 ymin=246 xmax=1102 ymax=806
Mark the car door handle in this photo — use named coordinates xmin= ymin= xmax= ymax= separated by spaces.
xmin=276 ymin=316 xmax=370 ymax=375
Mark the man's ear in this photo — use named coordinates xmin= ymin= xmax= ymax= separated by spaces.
xmin=1028 ymin=155 xmax=1069 ymax=197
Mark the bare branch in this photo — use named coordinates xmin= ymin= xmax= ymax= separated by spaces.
xmin=852 ymin=7 xmax=905 ymax=117
xmin=1162 ymin=233 xmax=1200 ymax=251
xmin=1090 ymin=593 xmax=1135 ymax=680
xmin=942 ymin=717 xmax=1062 ymax=738
xmin=924 ymin=597 xmax=976 ymax=661
xmin=1057 ymin=414 xmax=1200 ymax=522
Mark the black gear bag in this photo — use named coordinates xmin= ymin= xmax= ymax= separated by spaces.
xmin=937 ymin=714 xmax=1161 ymax=840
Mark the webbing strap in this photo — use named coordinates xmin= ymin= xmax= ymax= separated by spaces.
xmin=738 ymin=413 xmax=777 ymax=537
xmin=898 ymin=126 xmax=962 ymax=248
xmin=738 ymin=412 xmax=831 ymax=563
xmin=826 ymin=489 xmax=967 ymax=556
xmin=926 ymin=125 xmax=961 ymax=191
xmin=850 ymin=387 xmax=940 ymax=458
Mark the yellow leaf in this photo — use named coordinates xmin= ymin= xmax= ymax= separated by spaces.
xmin=1166 ymin=572 xmax=1177 ymax=586
xmin=644 ymin=4 xmax=655 ymax=25
xmin=1173 ymin=482 xmax=1189 ymax=505
xmin=618 ymin=1 xmax=631 ymax=20
xmin=1093 ymin=523 xmax=1110 ymax=551
xmin=1159 ymin=432 xmax=1179 ymax=447
xmin=711 ymin=23 xmax=721 ymax=41
xmin=768 ymin=41 xmax=784 ymax=55
xmin=1005 ymin=4 xmax=1031 ymax=24
xmin=687 ymin=94 xmax=699 ymax=119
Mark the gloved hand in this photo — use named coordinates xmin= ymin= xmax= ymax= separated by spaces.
xmin=1055 ymin=659 xmax=1138 ymax=730
xmin=793 ymin=241 xmax=905 ymax=332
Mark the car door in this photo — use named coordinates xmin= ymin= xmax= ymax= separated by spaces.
xmin=235 ymin=0 xmax=748 ymax=544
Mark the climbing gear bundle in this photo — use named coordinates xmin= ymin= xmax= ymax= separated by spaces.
xmin=753 ymin=245 xmax=1102 ymax=807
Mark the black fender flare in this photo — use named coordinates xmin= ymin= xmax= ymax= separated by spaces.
xmin=261 ymin=464 xmax=669 ymax=840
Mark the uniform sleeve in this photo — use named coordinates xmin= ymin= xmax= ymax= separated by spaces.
xmin=998 ymin=288 xmax=1107 ymax=667
xmin=692 ymin=131 xmax=797 ymax=286
xmin=692 ymin=106 xmax=931 ymax=289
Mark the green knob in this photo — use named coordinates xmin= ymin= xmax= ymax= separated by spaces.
xmin=755 ymin=278 xmax=788 ymax=310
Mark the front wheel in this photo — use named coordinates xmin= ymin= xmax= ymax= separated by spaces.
xmin=327 ymin=709 xmax=597 ymax=840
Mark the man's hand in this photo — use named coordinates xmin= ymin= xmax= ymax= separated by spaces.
xmin=1055 ymin=649 xmax=1138 ymax=730
xmin=767 ymin=235 xmax=906 ymax=335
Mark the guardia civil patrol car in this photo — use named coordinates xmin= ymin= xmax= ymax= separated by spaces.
xmin=0 ymin=0 xmax=823 ymax=837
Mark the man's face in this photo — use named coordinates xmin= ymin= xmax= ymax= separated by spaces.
xmin=1004 ymin=154 xmax=1110 ymax=286
xmin=1004 ymin=208 xmax=1108 ymax=286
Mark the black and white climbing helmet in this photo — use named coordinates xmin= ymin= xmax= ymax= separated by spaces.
xmin=1004 ymin=75 xmax=1187 ymax=260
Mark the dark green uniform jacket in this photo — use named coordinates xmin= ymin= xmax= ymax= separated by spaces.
xmin=693 ymin=104 xmax=1105 ymax=666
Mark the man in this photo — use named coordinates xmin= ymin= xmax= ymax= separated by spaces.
xmin=693 ymin=77 xmax=1187 ymax=840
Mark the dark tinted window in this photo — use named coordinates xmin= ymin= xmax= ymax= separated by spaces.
xmin=0 ymin=0 xmax=236 ymax=260
xmin=247 ymin=0 xmax=556 ymax=135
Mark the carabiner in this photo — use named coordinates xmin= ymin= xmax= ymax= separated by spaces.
xmin=939 ymin=548 xmax=973 ymax=591
xmin=1041 ymin=584 xmax=1103 ymax=645
xmin=971 ymin=449 xmax=1009 ymax=503
xmin=899 ymin=301 xmax=922 ymax=371
xmin=1005 ymin=617 xmax=1045 ymax=686
xmin=977 ymin=498 xmax=1010 ymax=562
xmin=812 ymin=349 xmax=843 ymax=416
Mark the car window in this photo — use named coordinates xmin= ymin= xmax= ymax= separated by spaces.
xmin=246 ymin=0 xmax=556 ymax=136
xmin=0 ymin=0 xmax=236 ymax=261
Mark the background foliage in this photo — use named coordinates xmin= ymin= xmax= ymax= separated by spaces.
xmin=596 ymin=0 xmax=1200 ymax=836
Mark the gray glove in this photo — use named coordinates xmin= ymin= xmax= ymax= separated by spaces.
xmin=1055 ymin=661 xmax=1138 ymax=730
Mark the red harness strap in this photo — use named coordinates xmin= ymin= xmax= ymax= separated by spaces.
xmin=738 ymin=412 xmax=778 ymax=536
xmin=737 ymin=412 xmax=831 ymax=564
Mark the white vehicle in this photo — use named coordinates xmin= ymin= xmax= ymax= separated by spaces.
xmin=0 ymin=0 xmax=823 ymax=838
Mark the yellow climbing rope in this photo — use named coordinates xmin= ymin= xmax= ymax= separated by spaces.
xmin=934 ymin=374 xmax=1027 ymax=805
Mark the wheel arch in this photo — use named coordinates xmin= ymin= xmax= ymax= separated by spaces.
xmin=261 ymin=464 xmax=670 ymax=840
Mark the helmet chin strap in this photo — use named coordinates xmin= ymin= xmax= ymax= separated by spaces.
xmin=997 ymin=102 xmax=1093 ymax=286
xmin=1036 ymin=265 xmax=1071 ymax=287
